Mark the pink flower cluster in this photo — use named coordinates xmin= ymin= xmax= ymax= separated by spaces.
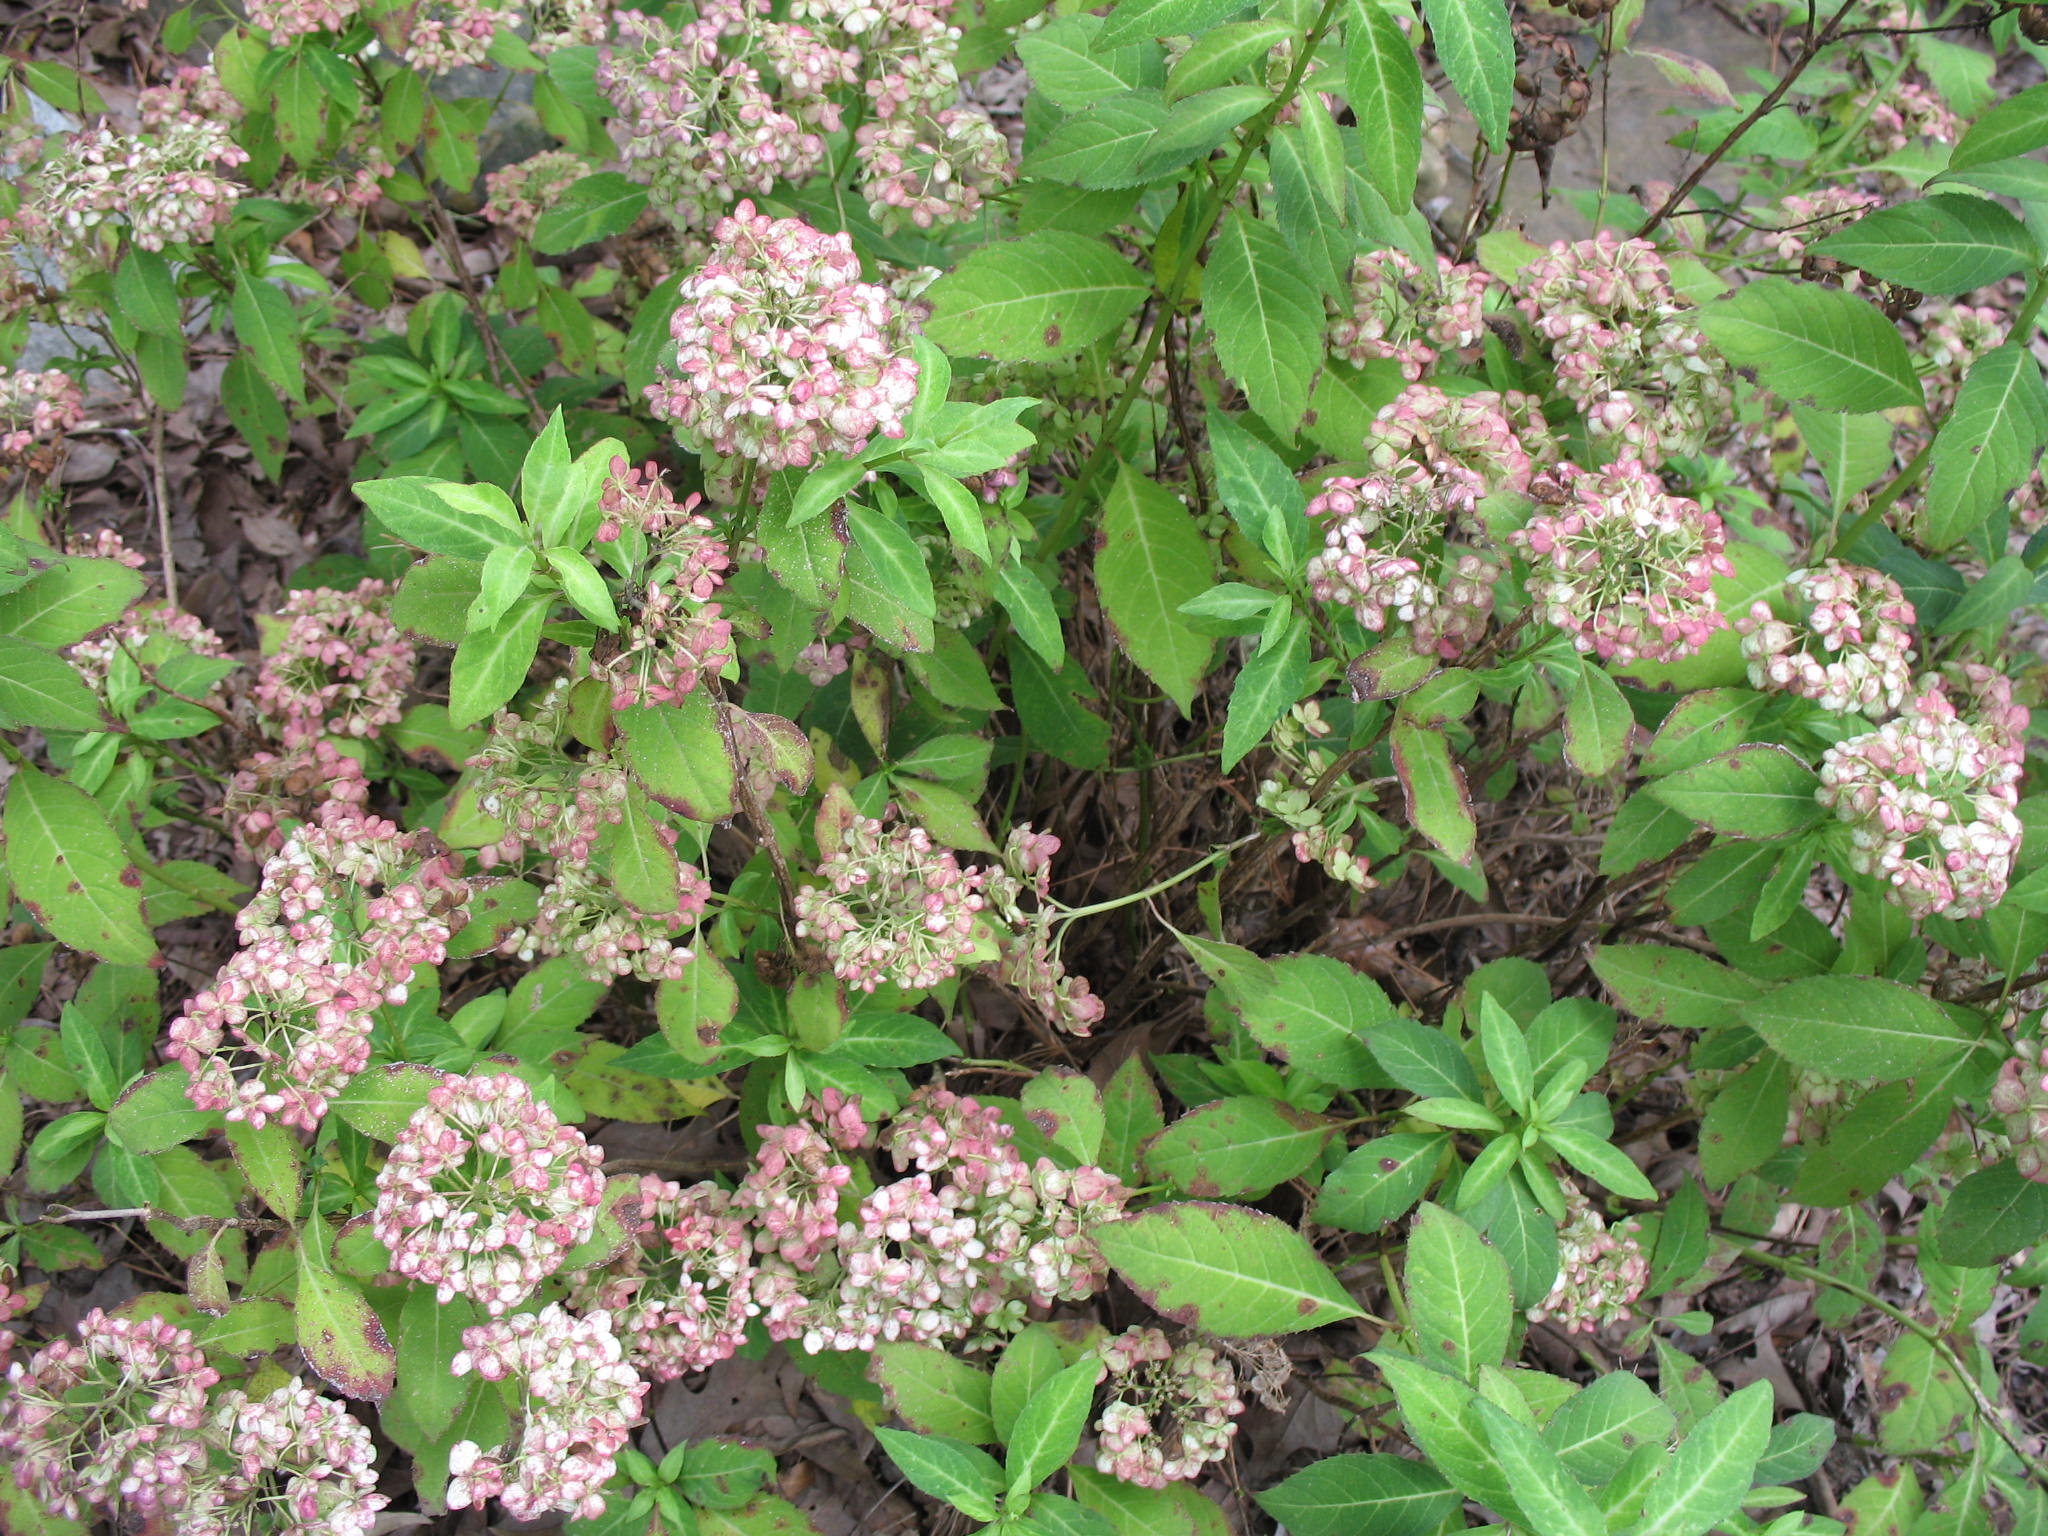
xmin=1737 ymin=560 xmax=1916 ymax=718
xmin=510 ymin=842 xmax=712 ymax=983
xmin=1526 ymin=1193 xmax=1647 ymax=1335
xmin=1514 ymin=233 xmax=1731 ymax=463
xmin=1364 ymin=384 xmax=1553 ymax=513
xmin=793 ymin=811 xmax=988 ymax=991
xmin=599 ymin=8 xmax=830 ymax=235
xmin=983 ymin=824 xmax=1108 ymax=1035
xmin=748 ymin=1088 xmax=1130 ymax=1353
xmin=168 ymin=803 xmax=467 ymax=1131
xmin=570 ymin=1176 xmax=762 ymax=1379
xmin=648 ymin=201 xmax=921 ymax=472
xmin=189 ymin=1382 xmax=386 ymax=1536
xmin=1920 ymin=303 xmax=2005 ymax=416
xmin=17 ymin=120 xmax=248 ymax=262
xmin=1859 ymin=79 xmax=1959 ymax=156
xmin=855 ymin=106 xmax=1012 ymax=234
xmin=253 ymin=580 xmax=417 ymax=748
xmin=1817 ymin=673 xmax=2026 ymax=920
xmin=246 ymin=0 xmax=363 ymax=39
xmin=1991 ymin=1039 xmax=2048 ymax=1184
xmin=373 ymin=1071 xmax=609 ymax=1316
xmin=483 ymin=150 xmax=595 ymax=241
xmin=0 ymin=367 xmax=81 ymax=458
xmin=68 ymin=600 xmax=229 ymax=699
xmin=1511 ymin=459 xmax=1734 ymax=666
xmin=1304 ymin=465 xmax=1498 ymax=659
xmin=221 ymin=739 xmax=372 ymax=860
xmin=0 ymin=1309 xmax=219 ymax=1525
xmin=1091 ymin=1327 xmax=1244 ymax=1489
xmin=448 ymin=1304 xmax=649 ymax=1522
xmin=1328 ymin=251 xmax=1493 ymax=381
xmin=1753 ymin=188 xmax=1883 ymax=270
xmin=138 ymin=65 xmax=244 ymax=134
xmin=404 ymin=0 xmax=518 ymax=74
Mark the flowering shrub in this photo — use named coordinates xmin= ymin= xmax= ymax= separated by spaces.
xmin=2 ymin=2 xmax=2048 ymax=1535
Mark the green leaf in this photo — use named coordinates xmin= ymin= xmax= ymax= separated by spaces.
xmin=845 ymin=504 xmax=936 ymax=622
xmin=1694 ymin=277 xmax=1919 ymax=413
xmin=1138 ymin=84 xmax=1268 ymax=177
xmin=1697 ymin=1053 xmax=1790 ymax=1187
xmin=1098 ymin=0 xmax=1252 ymax=49
xmin=927 ymin=232 xmax=1151 ymax=363
xmin=1207 ymin=410 xmax=1307 ymax=566
xmin=329 ymin=1062 xmax=445 ymax=1141
xmin=356 ymin=477 xmax=525 ymax=560
xmin=1543 ymin=1372 xmax=1676 ymax=1484
xmin=617 ymin=693 xmax=737 ymax=821
xmin=231 ymin=274 xmax=306 ymax=403
xmin=1100 ymin=1057 xmax=1165 ymax=1188
xmin=1370 ymin=1351 xmax=1522 ymax=1518
xmin=1095 ymin=461 xmax=1213 ymax=713
xmin=1874 ymin=1334 xmax=1971 ymax=1453
xmin=394 ymin=1286 xmax=476 ymax=1441
xmin=1542 ymin=1127 xmax=1656 ymax=1201
xmin=1424 ymin=0 xmax=1512 ymax=148
xmin=1925 ymin=1161 xmax=2048 ymax=1267
xmin=1222 ymin=952 xmax=1394 ymax=1088
xmin=1018 ymin=15 xmax=1163 ymax=107
xmin=1006 ymin=1356 xmax=1101 ymax=1497
xmin=1634 ymin=1381 xmax=1773 ymax=1536
xmin=448 ymin=594 xmax=548 ymax=728
xmin=1205 ymin=210 xmax=1323 ymax=429
xmin=1095 ymin=1201 xmax=1362 ymax=1336
xmin=1406 ymin=1202 xmax=1513 ymax=1380
xmin=873 ymin=1428 xmax=1004 ymax=1522
xmin=1949 ymin=80 xmax=2048 ymax=170
xmin=1019 ymin=1067 xmax=1106 ymax=1164
xmin=532 ymin=171 xmax=649 ymax=254
xmin=1640 ymin=688 xmax=1768 ymax=778
xmin=0 ymin=558 xmax=144 ymax=648
xmin=1932 ymin=554 xmax=2032 ymax=637
xmin=1255 ymin=1452 xmax=1460 ymax=1536
xmin=1167 ymin=19 xmax=1291 ymax=101
xmin=3 ymin=766 xmax=155 ymax=964
xmin=1741 ymin=975 xmax=1967 ymax=1081
xmin=226 ymin=1117 xmax=304 ymax=1220
xmin=104 ymin=1068 xmax=217 ymax=1155
xmin=1560 ymin=658 xmax=1631 ymax=776
xmin=1810 ymin=194 xmax=2038 ymax=295
xmin=1588 ymin=944 xmax=1760 ymax=1030
xmin=298 ymin=1227 xmax=398 ymax=1402
xmin=1478 ymin=995 xmax=1533 ymax=1117
xmin=1143 ymin=1096 xmax=1333 ymax=1196
xmin=992 ymin=1326 xmax=1068 ymax=1446
xmin=1392 ymin=719 xmax=1476 ymax=863
xmin=1317 ymin=1133 xmax=1447 ymax=1233
xmin=1790 ymin=1078 xmax=1957 ymax=1207
xmin=1221 ymin=609 xmax=1312 ymax=770
xmin=114 ymin=247 xmax=180 ymax=336
xmin=612 ymin=787 xmax=684 ymax=918
xmin=1028 ymin=91 xmax=1174 ymax=187
xmin=1645 ymin=745 xmax=1822 ymax=838
xmin=1364 ymin=1016 xmax=1483 ymax=1100
xmin=1472 ymin=1399 xmax=1604 ymax=1536
xmin=547 ymin=546 xmax=621 ymax=630
xmin=135 ymin=330 xmax=187 ymax=411
xmin=0 ymin=635 xmax=113 ymax=733
xmin=1923 ymin=342 xmax=2048 ymax=550
xmin=870 ymin=1344 xmax=997 ymax=1443
xmin=1346 ymin=0 xmax=1424 ymax=206
xmin=1793 ymin=407 xmax=1894 ymax=514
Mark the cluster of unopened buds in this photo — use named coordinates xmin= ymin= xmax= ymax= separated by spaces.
xmin=650 ymin=201 xmax=921 ymax=474
xmin=1328 ymin=251 xmax=1493 ymax=381
xmin=1091 ymin=1327 xmax=1245 ymax=1488
xmin=1304 ymin=464 xmax=1498 ymax=659
xmin=372 ymin=1071 xmax=609 ymax=1316
xmin=982 ymin=824 xmax=1107 ymax=1035
xmin=483 ymin=150 xmax=594 ymax=241
xmin=1364 ymin=384 xmax=1553 ymax=513
xmin=1991 ymin=1039 xmax=2048 ymax=1183
xmin=1513 ymin=233 xmax=1732 ymax=463
xmin=1817 ymin=674 xmax=2025 ymax=920
xmin=1526 ymin=1192 xmax=1647 ymax=1335
xmin=794 ymin=810 xmax=988 ymax=991
xmin=1919 ymin=304 xmax=2006 ymax=416
xmin=1753 ymin=188 xmax=1883 ymax=272
xmin=449 ymin=1305 xmax=650 ymax=1522
xmin=167 ymin=803 xmax=467 ymax=1131
xmin=252 ymin=581 xmax=417 ymax=748
xmin=1737 ymin=560 xmax=1916 ymax=718
xmin=747 ymin=1088 xmax=1130 ymax=1354
xmin=0 ymin=366 xmax=82 ymax=460
xmin=1511 ymin=458 xmax=1734 ymax=666
xmin=1255 ymin=703 xmax=1376 ymax=893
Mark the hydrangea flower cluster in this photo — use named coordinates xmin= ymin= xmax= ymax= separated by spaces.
xmin=1919 ymin=304 xmax=2006 ymax=416
xmin=793 ymin=811 xmax=988 ymax=991
xmin=0 ymin=1309 xmax=220 ymax=1526
xmin=221 ymin=739 xmax=372 ymax=860
xmin=252 ymin=581 xmax=416 ymax=748
xmin=168 ymin=799 xmax=466 ymax=1130
xmin=1737 ymin=561 xmax=1917 ymax=718
xmin=1256 ymin=703 xmax=1378 ymax=893
xmin=246 ymin=0 xmax=363 ymax=39
xmin=0 ymin=366 xmax=82 ymax=460
xmin=1304 ymin=464 xmax=1498 ymax=659
xmin=982 ymin=824 xmax=1108 ymax=1036
xmin=1817 ymin=679 xmax=2025 ymax=920
xmin=1859 ymin=79 xmax=1960 ymax=156
xmin=1990 ymin=1039 xmax=2048 ymax=1184
xmin=507 ymin=840 xmax=712 ymax=983
xmin=189 ymin=1382 xmax=387 ymax=1536
xmin=372 ymin=1071 xmax=609 ymax=1316
xmin=1752 ymin=188 xmax=1884 ymax=270
xmin=1526 ymin=1193 xmax=1647 ymax=1334
xmin=745 ymin=1090 xmax=1127 ymax=1354
xmin=1091 ymin=1327 xmax=1245 ymax=1489
xmin=648 ymin=202 xmax=921 ymax=473
xmin=1511 ymin=459 xmax=1734 ymax=666
xmin=68 ymin=601 xmax=230 ymax=702
xmin=1328 ymin=251 xmax=1494 ymax=381
xmin=11 ymin=120 xmax=248 ymax=266
xmin=483 ymin=151 xmax=595 ymax=240
xmin=1512 ymin=233 xmax=1732 ymax=462
xmin=448 ymin=1304 xmax=649 ymax=1522
xmin=855 ymin=106 xmax=1013 ymax=233
xmin=570 ymin=1176 xmax=762 ymax=1379
xmin=1364 ymin=384 xmax=1554 ymax=512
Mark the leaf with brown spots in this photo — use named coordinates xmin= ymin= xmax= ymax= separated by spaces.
xmin=1092 ymin=1201 xmax=1361 ymax=1337
xmin=2 ymin=765 xmax=156 ymax=965
xmin=296 ymin=1226 xmax=396 ymax=1403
